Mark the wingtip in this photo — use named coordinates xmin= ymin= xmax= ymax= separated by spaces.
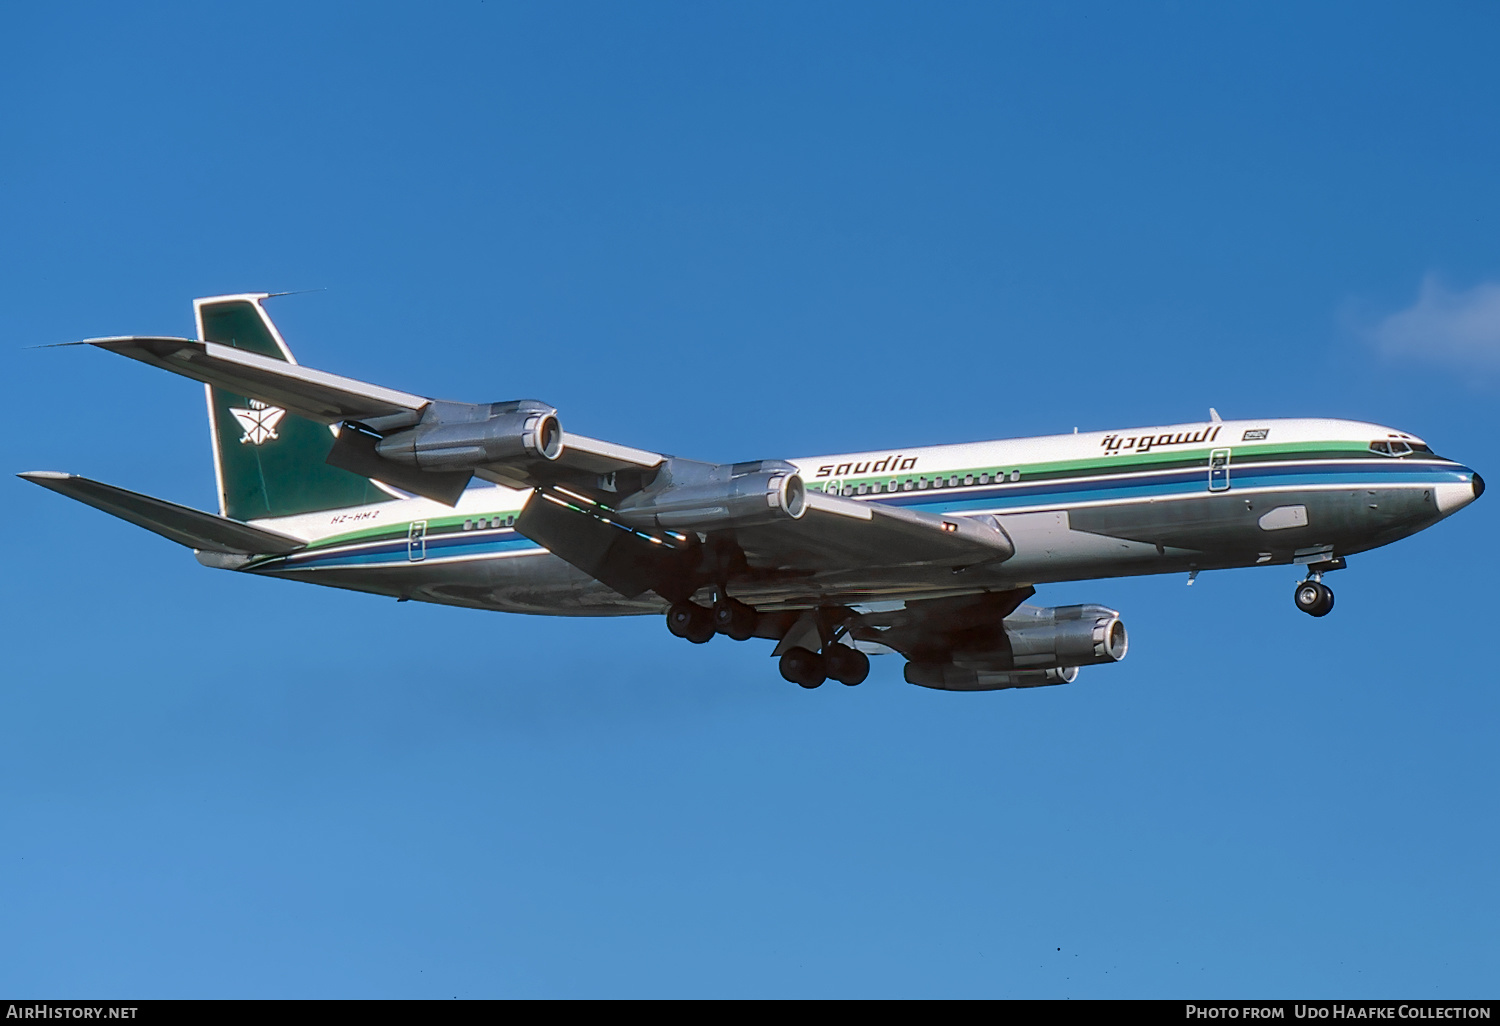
xmin=18 ymin=471 xmax=73 ymax=482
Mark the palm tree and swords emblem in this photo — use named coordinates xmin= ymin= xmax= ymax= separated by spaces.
xmin=230 ymin=399 xmax=286 ymax=445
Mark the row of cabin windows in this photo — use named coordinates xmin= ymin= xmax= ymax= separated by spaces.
xmin=461 ymin=514 xmax=517 ymax=531
xmin=836 ymin=469 xmax=1022 ymax=497
xmin=1369 ymin=440 xmax=1431 ymax=457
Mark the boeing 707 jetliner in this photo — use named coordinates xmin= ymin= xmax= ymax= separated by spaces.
xmin=22 ymin=294 xmax=1485 ymax=690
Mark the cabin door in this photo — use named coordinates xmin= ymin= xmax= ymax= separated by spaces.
xmin=1208 ymin=449 xmax=1231 ymax=492
xmin=408 ymin=520 xmax=428 ymax=561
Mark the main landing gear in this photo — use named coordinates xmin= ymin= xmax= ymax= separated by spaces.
xmin=778 ymin=644 xmax=870 ymax=689
xmin=1293 ymin=557 xmax=1345 ymax=618
xmin=667 ymin=597 xmax=871 ymax=688
xmin=667 ymin=596 xmax=759 ymax=644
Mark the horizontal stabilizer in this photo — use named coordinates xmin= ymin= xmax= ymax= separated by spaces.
xmin=19 ymin=472 xmax=306 ymax=554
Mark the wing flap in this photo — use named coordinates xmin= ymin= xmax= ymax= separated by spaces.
xmin=20 ymin=472 xmax=306 ymax=554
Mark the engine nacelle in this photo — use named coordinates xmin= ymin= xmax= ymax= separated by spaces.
xmin=905 ymin=663 xmax=1079 ymax=692
xmin=376 ymin=400 xmax=563 ymax=472
xmin=614 ymin=459 xmax=806 ymax=531
xmin=994 ymin=603 xmax=1128 ymax=670
xmin=901 ymin=603 xmax=1127 ymax=691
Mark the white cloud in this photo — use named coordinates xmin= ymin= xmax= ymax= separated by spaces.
xmin=1368 ymin=274 xmax=1500 ymax=370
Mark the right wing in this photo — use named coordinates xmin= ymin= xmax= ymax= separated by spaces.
xmin=81 ymin=335 xmax=664 ymax=499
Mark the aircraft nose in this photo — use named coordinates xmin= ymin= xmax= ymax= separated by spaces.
xmin=1434 ymin=469 xmax=1483 ymax=514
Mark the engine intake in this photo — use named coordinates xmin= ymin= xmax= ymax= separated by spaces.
xmin=614 ymin=459 xmax=806 ymax=531
xmin=376 ymin=400 xmax=562 ymax=472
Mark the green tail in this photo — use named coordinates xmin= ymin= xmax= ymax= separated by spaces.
xmin=198 ymin=294 xmax=393 ymax=521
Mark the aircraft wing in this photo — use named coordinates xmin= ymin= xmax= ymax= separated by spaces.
xmin=732 ymin=490 xmax=1013 ymax=571
xmin=81 ymin=336 xmax=665 ymax=493
xmin=517 ymin=485 xmax=1014 ymax=600
xmin=83 ymin=336 xmax=427 ymax=422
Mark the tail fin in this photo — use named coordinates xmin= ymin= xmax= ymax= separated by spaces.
xmin=197 ymin=294 xmax=393 ymax=521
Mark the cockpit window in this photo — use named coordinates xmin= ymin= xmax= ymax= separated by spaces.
xmin=1370 ymin=439 xmax=1424 ymax=457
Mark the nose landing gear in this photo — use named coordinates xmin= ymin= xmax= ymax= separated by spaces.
xmin=1294 ymin=579 xmax=1335 ymax=617
xmin=1293 ymin=555 xmax=1346 ymax=617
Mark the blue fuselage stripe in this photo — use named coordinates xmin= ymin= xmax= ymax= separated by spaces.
xmin=269 ymin=459 xmax=1470 ymax=571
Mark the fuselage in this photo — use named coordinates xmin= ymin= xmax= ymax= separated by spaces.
xmin=233 ymin=417 xmax=1482 ymax=615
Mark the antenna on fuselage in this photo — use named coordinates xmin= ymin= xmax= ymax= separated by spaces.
xmin=1209 ymin=408 xmax=1223 ymax=423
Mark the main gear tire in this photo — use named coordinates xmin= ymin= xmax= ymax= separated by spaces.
xmin=825 ymin=645 xmax=870 ymax=686
xmin=779 ymin=647 xmax=826 ymax=688
xmin=667 ymin=602 xmax=715 ymax=644
xmin=711 ymin=598 xmax=758 ymax=641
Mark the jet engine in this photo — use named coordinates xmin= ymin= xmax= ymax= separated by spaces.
xmin=900 ymin=603 xmax=1127 ymax=692
xmin=613 ymin=459 xmax=806 ymax=531
xmin=989 ymin=603 xmax=1128 ymax=670
xmin=374 ymin=400 xmax=563 ymax=471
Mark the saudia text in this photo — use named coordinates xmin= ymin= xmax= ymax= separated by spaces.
xmin=815 ymin=454 xmax=920 ymax=478
xmin=1102 ymin=426 xmax=1222 ymax=455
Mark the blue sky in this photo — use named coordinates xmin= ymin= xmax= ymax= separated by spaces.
xmin=2 ymin=2 xmax=1497 ymax=998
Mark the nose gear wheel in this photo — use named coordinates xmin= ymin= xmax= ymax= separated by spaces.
xmin=1294 ymin=580 xmax=1335 ymax=617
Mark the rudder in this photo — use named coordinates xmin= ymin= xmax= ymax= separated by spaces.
xmin=197 ymin=294 xmax=393 ymax=521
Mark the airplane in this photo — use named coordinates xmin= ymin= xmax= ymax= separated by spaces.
xmin=21 ymin=293 xmax=1485 ymax=691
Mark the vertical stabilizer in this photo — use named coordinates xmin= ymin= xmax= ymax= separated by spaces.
xmin=197 ymin=294 xmax=393 ymax=520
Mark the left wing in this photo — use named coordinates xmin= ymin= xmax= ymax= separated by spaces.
xmin=734 ymin=489 xmax=1013 ymax=571
xmin=517 ymin=483 xmax=1014 ymax=600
